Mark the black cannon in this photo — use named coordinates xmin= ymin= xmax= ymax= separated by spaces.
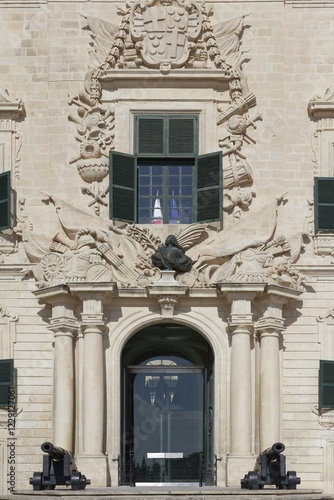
xmin=241 ymin=442 xmax=301 ymax=490
xmin=29 ymin=442 xmax=91 ymax=491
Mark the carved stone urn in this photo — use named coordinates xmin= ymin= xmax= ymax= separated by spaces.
xmin=76 ymin=157 xmax=109 ymax=183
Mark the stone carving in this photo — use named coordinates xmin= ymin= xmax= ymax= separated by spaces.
xmin=68 ymin=96 xmax=115 ymax=214
xmin=0 ymin=86 xmax=25 ymax=259
xmin=130 ymin=0 xmax=202 ymax=71
xmin=223 ymin=186 xmax=255 ymax=219
xmin=0 ymin=303 xmax=18 ymax=361
xmin=308 ymin=85 xmax=334 ymax=178
xmin=0 ymin=304 xmax=18 ymax=322
xmin=81 ymin=4 xmax=248 ymax=74
xmin=19 ymin=190 xmax=305 ymax=291
xmin=69 ymin=3 xmax=257 ymax=212
xmin=151 ymin=235 xmax=193 ymax=272
xmin=308 ymin=85 xmax=334 ymax=259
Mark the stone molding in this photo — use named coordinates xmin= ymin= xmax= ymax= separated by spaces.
xmin=308 ymin=87 xmax=334 ymax=179
xmin=0 ymin=87 xmax=25 ymax=259
xmin=0 ymin=304 xmax=17 ymax=359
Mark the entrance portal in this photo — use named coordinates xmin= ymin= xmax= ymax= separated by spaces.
xmin=121 ymin=325 xmax=214 ymax=486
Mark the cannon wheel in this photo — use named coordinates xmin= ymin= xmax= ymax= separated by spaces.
xmin=246 ymin=471 xmax=260 ymax=490
xmin=71 ymin=471 xmax=90 ymax=490
xmin=286 ymin=471 xmax=300 ymax=490
xmin=29 ymin=472 xmax=44 ymax=491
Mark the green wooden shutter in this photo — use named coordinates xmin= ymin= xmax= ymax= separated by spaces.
xmin=109 ymin=151 xmax=137 ymax=223
xmin=168 ymin=117 xmax=197 ymax=155
xmin=314 ymin=177 xmax=334 ymax=232
xmin=319 ymin=360 xmax=334 ymax=409
xmin=136 ymin=117 xmax=164 ymax=155
xmin=196 ymin=152 xmax=222 ymax=223
xmin=0 ymin=359 xmax=14 ymax=407
xmin=0 ymin=171 xmax=11 ymax=231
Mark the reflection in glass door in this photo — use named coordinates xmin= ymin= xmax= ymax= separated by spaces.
xmin=126 ymin=367 xmax=204 ymax=485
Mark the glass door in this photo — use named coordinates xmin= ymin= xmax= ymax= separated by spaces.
xmin=125 ymin=366 xmax=204 ymax=485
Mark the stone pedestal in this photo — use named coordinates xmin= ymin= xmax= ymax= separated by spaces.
xmin=76 ymin=455 xmax=109 ymax=488
xmin=226 ymin=454 xmax=256 ymax=487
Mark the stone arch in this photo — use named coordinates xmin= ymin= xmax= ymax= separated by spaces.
xmin=105 ymin=308 xmax=228 ymax=486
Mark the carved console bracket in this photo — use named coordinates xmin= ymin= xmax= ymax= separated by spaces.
xmin=147 ymin=270 xmax=188 ymax=317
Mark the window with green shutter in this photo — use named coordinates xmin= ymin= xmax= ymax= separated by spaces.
xmin=110 ymin=115 xmax=222 ymax=224
xmin=0 ymin=359 xmax=14 ymax=407
xmin=314 ymin=177 xmax=334 ymax=232
xmin=319 ymin=360 xmax=334 ymax=409
xmin=0 ymin=170 xmax=11 ymax=231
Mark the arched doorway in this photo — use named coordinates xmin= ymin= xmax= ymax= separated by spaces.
xmin=121 ymin=324 xmax=214 ymax=486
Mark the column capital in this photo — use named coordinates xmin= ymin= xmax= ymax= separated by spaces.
xmin=255 ymin=316 xmax=285 ymax=337
xmin=218 ymin=283 xmax=266 ymax=303
xmin=263 ymin=284 xmax=302 ymax=304
xmin=49 ymin=317 xmax=80 ymax=337
xmin=228 ymin=321 xmax=253 ymax=336
xmin=67 ymin=283 xmax=117 ymax=304
xmin=34 ymin=285 xmax=80 ymax=324
xmin=81 ymin=316 xmax=107 ymax=332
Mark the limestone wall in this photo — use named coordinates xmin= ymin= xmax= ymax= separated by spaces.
xmin=1 ymin=0 xmax=334 ymax=494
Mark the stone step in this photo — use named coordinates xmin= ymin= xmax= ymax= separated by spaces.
xmin=3 ymin=488 xmax=332 ymax=500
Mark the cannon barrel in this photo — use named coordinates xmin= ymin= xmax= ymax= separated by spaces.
xmin=254 ymin=442 xmax=285 ymax=473
xmin=262 ymin=442 xmax=285 ymax=459
xmin=41 ymin=442 xmax=72 ymax=461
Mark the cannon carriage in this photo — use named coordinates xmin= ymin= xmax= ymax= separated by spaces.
xmin=241 ymin=442 xmax=301 ymax=490
xmin=29 ymin=442 xmax=91 ymax=491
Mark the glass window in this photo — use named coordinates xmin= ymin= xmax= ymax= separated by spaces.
xmin=138 ymin=160 xmax=194 ymax=224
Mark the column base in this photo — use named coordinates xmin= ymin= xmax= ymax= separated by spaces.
xmin=226 ymin=454 xmax=256 ymax=487
xmin=76 ymin=454 xmax=108 ymax=487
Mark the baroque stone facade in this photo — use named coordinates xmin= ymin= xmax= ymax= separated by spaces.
xmin=1 ymin=0 xmax=334 ymax=495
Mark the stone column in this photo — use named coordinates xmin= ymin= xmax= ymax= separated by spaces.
xmin=220 ymin=284 xmax=265 ymax=486
xmin=69 ymin=284 xmax=116 ymax=487
xmin=51 ymin=322 xmax=78 ymax=451
xmin=256 ymin=319 xmax=283 ymax=450
xmin=34 ymin=286 xmax=79 ymax=452
xmin=255 ymin=285 xmax=302 ymax=451
xmin=229 ymin=321 xmax=253 ymax=455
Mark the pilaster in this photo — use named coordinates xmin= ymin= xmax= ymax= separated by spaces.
xmin=219 ymin=283 xmax=264 ymax=486
xmin=34 ymin=285 xmax=79 ymax=452
xmin=68 ymin=283 xmax=116 ymax=487
xmin=255 ymin=285 xmax=302 ymax=450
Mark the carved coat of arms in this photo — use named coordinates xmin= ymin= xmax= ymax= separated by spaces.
xmin=130 ymin=0 xmax=202 ymax=69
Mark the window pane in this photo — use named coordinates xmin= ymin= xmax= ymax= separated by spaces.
xmin=139 ymin=186 xmax=150 ymax=196
xmin=138 ymin=161 xmax=194 ymax=224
